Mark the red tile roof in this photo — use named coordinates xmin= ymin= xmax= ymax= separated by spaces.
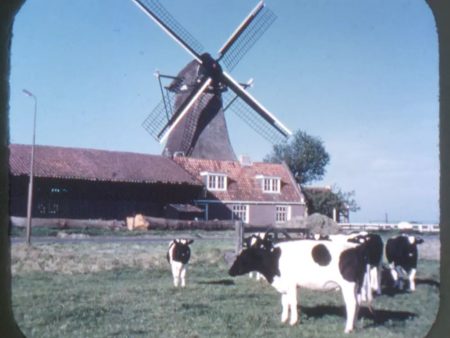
xmin=9 ymin=144 xmax=200 ymax=186
xmin=174 ymin=156 xmax=303 ymax=203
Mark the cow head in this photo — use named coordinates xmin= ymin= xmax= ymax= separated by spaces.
xmin=168 ymin=238 xmax=194 ymax=264
xmin=229 ymin=244 xmax=281 ymax=283
xmin=243 ymin=233 xmax=273 ymax=250
xmin=401 ymin=234 xmax=424 ymax=245
xmin=175 ymin=238 xmax=194 ymax=246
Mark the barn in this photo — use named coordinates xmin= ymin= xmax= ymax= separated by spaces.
xmin=8 ymin=144 xmax=203 ymax=220
xmin=9 ymin=144 xmax=307 ymax=225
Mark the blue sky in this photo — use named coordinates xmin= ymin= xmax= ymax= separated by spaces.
xmin=9 ymin=0 xmax=439 ymax=223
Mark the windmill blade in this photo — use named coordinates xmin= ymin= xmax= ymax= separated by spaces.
xmin=142 ymin=72 xmax=185 ymax=141
xmin=131 ymin=0 xmax=204 ymax=62
xmin=223 ymin=91 xmax=288 ymax=145
xmin=222 ymin=79 xmax=253 ymax=112
xmin=142 ymin=98 xmax=173 ymax=141
xmin=222 ymin=71 xmax=292 ymax=140
xmin=159 ymin=77 xmax=212 ymax=143
xmin=217 ymin=1 xmax=276 ymax=71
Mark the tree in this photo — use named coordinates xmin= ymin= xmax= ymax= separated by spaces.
xmin=303 ymin=186 xmax=360 ymax=222
xmin=264 ymin=130 xmax=330 ymax=185
xmin=264 ymin=130 xmax=359 ymax=220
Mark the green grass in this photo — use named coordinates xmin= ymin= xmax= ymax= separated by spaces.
xmin=11 ymin=239 xmax=439 ymax=338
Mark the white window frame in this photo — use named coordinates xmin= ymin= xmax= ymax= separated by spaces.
xmin=200 ymin=172 xmax=227 ymax=191
xmin=232 ymin=204 xmax=249 ymax=223
xmin=256 ymin=175 xmax=281 ymax=193
xmin=275 ymin=205 xmax=291 ymax=223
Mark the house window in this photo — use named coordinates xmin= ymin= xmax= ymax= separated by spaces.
xmin=262 ymin=177 xmax=280 ymax=193
xmin=275 ymin=205 xmax=290 ymax=223
xmin=201 ymin=172 xmax=227 ymax=191
xmin=232 ymin=204 xmax=249 ymax=223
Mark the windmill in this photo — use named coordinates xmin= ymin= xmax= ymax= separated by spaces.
xmin=132 ymin=0 xmax=292 ymax=160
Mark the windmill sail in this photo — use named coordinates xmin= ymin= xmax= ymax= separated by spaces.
xmin=222 ymin=71 xmax=291 ymax=139
xmin=218 ymin=1 xmax=277 ymax=71
xmin=133 ymin=0 xmax=292 ymax=160
xmin=131 ymin=0 xmax=204 ymax=60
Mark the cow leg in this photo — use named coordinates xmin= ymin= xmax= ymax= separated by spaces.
xmin=280 ymin=293 xmax=289 ymax=323
xmin=374 ymin=265 xmax=382 ymax=295
xmin=389 ymin=263 xmax=400 ymax=288
xmin=171 ymin=262 xmax=181 ymax=287
xmin=396 ymin=267 xmax=406 ymax=290
xmin=180 ymin=265 xmax=187 ymax=287
xmin=408 ymin=268 xmax=417 ymax=291
xmin=287 ymin=288 xmax=298 ymax=325
xmin=369 ymin=267 xmax=377 ymax=294
xmin=341 ymin=284 xmax=358 ymax=333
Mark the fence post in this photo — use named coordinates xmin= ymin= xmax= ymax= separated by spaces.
xmin=235 ymin=220 xmax=243 ymax=255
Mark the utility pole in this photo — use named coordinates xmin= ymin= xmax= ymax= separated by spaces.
xmin=23 ymin=89 xmax=37 ymax=245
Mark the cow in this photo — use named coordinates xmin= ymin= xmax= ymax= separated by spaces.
xmin=166 ymin=239 xmax=194 ymax=287
xmin=242 ymin=233 xmax=272 ymax=281
xmin=385 ymin=234 xmax=424 ymax=291
xmin=346 ymin=232 xmax=384 ymax=296
xmin=228 ymin=238 xmax=373 ymax=333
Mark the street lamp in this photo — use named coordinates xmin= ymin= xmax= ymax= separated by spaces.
xmin=22 ymin=89 xmax=37 ymax=245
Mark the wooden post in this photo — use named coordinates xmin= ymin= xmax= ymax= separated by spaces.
xmin=235 ymin=220 xmax=243 ymax=254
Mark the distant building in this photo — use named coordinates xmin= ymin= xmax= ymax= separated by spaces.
xmin=9 ymin=144 xmax=307 ymax=225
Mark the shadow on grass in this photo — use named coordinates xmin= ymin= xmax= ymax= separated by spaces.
xmin=381 ymin=277 xmax=440 ymax=297
xmin=197 ymin=279 xmax=235 ymax=285
xmin=300 ymin=305 xmax=416 ymax=326
xmin=416 ymin=278 xmax=440 ymax=288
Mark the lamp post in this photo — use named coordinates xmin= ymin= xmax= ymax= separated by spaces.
xmin=23 ymin=89 xmax=37 ymax=245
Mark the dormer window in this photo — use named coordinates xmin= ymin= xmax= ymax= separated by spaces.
xmin=201 ymin=172 xmax=227 ymax=191
xmin=256 ymin=175 xmax=281 ymax=193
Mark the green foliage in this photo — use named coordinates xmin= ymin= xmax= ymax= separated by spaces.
xmin=11 ymin=238 xmax=439 ymax=337
xmin=264 ymin=130 xmax=330 ymax=185
xmin=304 ymin=186 xmax=360 ymax=221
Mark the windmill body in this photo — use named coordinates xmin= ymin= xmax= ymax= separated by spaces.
xmin=134 ymin=0 xmax=292 ymax=160
xmin=163 ymin=60 xmax=236 ymax=160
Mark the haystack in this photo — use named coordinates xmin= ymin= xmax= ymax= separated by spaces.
xmin=304 ymin=213 xmax=340 ymax=236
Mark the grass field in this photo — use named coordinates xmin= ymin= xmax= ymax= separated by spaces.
xmin=11 ymin=234 xmax=440 ymax=337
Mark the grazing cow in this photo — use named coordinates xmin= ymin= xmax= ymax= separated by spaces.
xmin=229 ymin=239 xmax=372 ymax=333
xmin=167 ymin=239 xmax=194 ymax=287
xmin=385 ymin=234 xmax=424 ymax=291
xmin=347 ymin=232 xmax=383 ymax=295
xmin=243 ymin=233 xmax=272 ymax=281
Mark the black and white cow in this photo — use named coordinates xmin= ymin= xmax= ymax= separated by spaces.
xmin=166 ymin=239 xmax=194 ymax=287
xmin=229 ymin=238 xmax=372 ymax=333
xmin=385 ymin=234 xmax=424 ymax=291
xmin=346 ymin=232 xmax=384 ymax=295
xmin=243 ymin=233 xmax=273 ymax=281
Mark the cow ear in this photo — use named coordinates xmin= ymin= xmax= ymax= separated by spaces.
xmin=416 ymin=237 xmax=424 ymax=244
xmin=187 ymin=239 xmax=194 ymax=245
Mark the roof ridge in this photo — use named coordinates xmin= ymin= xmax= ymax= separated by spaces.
xmin=9 ymin=143 xmax=162 ymax=158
